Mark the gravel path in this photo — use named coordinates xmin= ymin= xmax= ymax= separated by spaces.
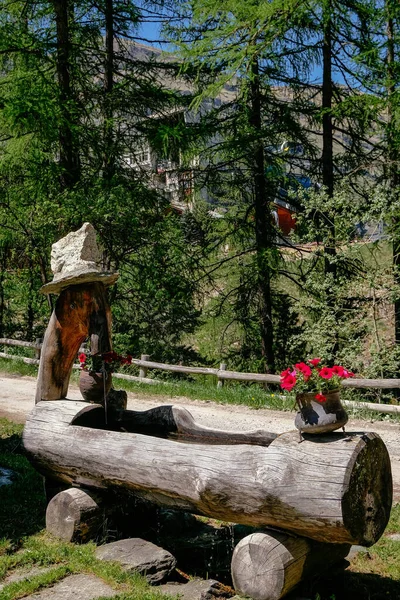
xmin=1 ymin=373 xmax=399 ymax=501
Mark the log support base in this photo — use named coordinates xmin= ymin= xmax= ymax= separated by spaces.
xmin=231 ymin=531 xmax=351 ymax=600
xmin=46 ymin=488 xmax=104 ymax=543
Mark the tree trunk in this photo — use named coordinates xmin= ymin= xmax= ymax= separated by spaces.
xmin=103 ymin=0 xmax=115 ymax=183
xmin=249 ymin=57 xmax=275 ymax=373
xmin=53 ymin=0 xmax=80 ymax=188
xmin=23 ymin=400 xmax=392 ymax=546
xmin=386 ymin=11 xmax=400 ymax=348
xmin=0 ymin=245 xmax=7 ymax=338
xmin=321 ymin=0 xmax=338 ymax=357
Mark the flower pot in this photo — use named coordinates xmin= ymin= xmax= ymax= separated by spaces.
xmin=79 ymin=370 xmax=112 ymax=403
xmin=294 ymin=389 xmax=348 ymax=435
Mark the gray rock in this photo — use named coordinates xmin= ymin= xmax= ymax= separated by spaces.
xmin=23 ymin=574 xmax=118 ymax=599
xmin=41 ymin=223 xmax=118 ymax=294
xmin=51 ymin=222 xmax=100 ymax=278
xmin=0 ymin=567 xmax=55 ymax=591
xmin=158 ymin=578 xmax=234 ymax=599
xmin=95 ymin=538 xmax=176 ymax=584
xmin=346 ymin=545 xmax=368 ymax=560
xmin=0 ymin=467 xmax=14 ymax=487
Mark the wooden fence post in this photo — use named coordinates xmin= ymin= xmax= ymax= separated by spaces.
xmin=35 ymin=338 xmax=43 ymax=360
xmin=217 ymin=363 xmax=226 ymax=388
xmin=139 ymin=354 xmax=150 ymax=379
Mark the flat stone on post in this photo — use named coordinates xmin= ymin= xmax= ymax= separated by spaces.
xmin=41 ymin=223 xmax=118 ymax=295
xmin=95 ymin=538 xmax=177 ymax=584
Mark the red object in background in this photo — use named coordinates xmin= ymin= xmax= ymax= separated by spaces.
xmin=277 ymin=206 xmax=296 ymax=235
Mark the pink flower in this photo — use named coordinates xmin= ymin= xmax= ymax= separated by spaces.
xmin=315 ymin=393 xmax=327 ymax=403
xmin=332 ymin=365 xmax=345 ymax=377
xmin=280 ymin=368 xmax=292 ymax=378
xmin=295 ymin=362 xmax=312 ymax=378
xmin=280 ymin=374 xmax=297 ymax=391
xmin=79 ymin=353 xmax=87 ymax=363
xmin=319 ymin=367 xmax=333 ymax=379
xmin=342 ymin=370 xmax=355 ymax=378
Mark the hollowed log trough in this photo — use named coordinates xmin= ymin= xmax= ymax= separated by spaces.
xmin=23 ymin=400 xmax=392 ymax=547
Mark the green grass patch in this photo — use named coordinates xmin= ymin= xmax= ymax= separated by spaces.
xmin=113 ymin=374 xmax=292 ymax=411
xmin=0 ymin=357 xmax=38 ymax=378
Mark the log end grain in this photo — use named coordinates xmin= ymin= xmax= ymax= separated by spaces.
xmin=231 ymin=531 xmax=351 ymax=600
xmin=46 ymin=488 xmax=103 ymax=542
xmin=342 ymin=432 xmax=392 ymax=547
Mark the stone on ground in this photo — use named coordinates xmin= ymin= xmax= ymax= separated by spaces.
xmin=22 ymin=574 xmax=118 ymax=599
xmin=0 ymin=567 xmax=55 ymax=591
xmin=95 ymin=538 xmax=176 ymax=584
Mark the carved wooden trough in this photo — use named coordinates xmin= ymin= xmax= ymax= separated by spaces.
xmin=23 ymin=224 xmax=393 ymax=600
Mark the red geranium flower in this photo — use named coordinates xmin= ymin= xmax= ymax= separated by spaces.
xmin=295 ymin=362 xmax=312 ymax=378
xmin=280 ymin=368 xmax=292 ymax=378
xmin=319 ymin=367 xmax=333 ymax=379
xmin=332 ymin=365 xmax=345 ymax=377
xmin=308 ymin=358 xmax=321 ymax=367
xmin=79 ymin=353 xmax=87 ymax=364
xmin=315 ymin=393 xmax=327 ymax=403
xmin=280 ymin=374 xmax=297 ymax=391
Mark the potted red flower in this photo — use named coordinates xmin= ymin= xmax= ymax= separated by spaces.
xmin=280 ymin=358 xmax=354 ymax=436
xmin=78 ymin=350 xmax=132 ymax=403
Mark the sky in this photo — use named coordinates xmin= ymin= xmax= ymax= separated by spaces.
xmin=137 ymin=15 xmax=345 ymax=86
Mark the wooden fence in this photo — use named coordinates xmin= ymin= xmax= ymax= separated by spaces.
xmin=1 ymin=338 xmax=400 ymax=415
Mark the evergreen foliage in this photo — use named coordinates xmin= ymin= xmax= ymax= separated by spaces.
xmin=0 ymin=0 xmax=400 ymax=380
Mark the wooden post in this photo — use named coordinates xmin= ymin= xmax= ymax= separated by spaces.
xmin=46 ymin=488 xmax=103 ymax=542
xmin=139 ymin=354 xmax=150 ymax=379
xmin=217 ymin=363 xmax=226 ymax=388
xmin=35 ymin=337 xmax=43 ymax=360
xmin=231 ymin=531 xmax=351 ymax=600
xmin=35 ymin=282 xmax=112 ymax=403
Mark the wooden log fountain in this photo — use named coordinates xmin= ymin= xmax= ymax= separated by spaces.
xmin=23 ymin=224 xmax=394 ymax=600
xmin=23 ymin=400 xmax=392 ymax=547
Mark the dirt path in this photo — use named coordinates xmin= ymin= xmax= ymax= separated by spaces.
xmin=1 ymin=373 xmax=399 ymax=501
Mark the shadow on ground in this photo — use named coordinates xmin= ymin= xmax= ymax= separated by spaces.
xmin=0 ymin=426 xmax=46 ymax=543
xmin=292 ymin=566 xmax=400 ymax=600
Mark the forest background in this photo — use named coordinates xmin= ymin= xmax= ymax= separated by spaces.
xmin=1 ymin=0 xmax=400 ymax=392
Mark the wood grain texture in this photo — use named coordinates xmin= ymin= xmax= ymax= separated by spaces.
xmin=23 ymin=401 xmax=392 ymax=545
xmin=35 ymin=283 xmax=112 ymax=403
xmin=46 ymin=487 xmax=103 ymax=542
xmin=231 ymin=531 xmax=350 ymax=600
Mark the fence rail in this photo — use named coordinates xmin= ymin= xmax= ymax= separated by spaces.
xmin=1 ymin=338 xmax=400 ymax=414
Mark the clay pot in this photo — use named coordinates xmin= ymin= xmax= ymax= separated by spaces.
xmin=79 ymin=370 xmax=112 ymax=403
xmin=294 ymin=389 xmax=348 ymax=434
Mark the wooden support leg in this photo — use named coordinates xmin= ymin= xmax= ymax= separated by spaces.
xmin=231 ymin=531 xmax=350 ymax=600
xmin=46 ymin=488 xmax=104 ymax=543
